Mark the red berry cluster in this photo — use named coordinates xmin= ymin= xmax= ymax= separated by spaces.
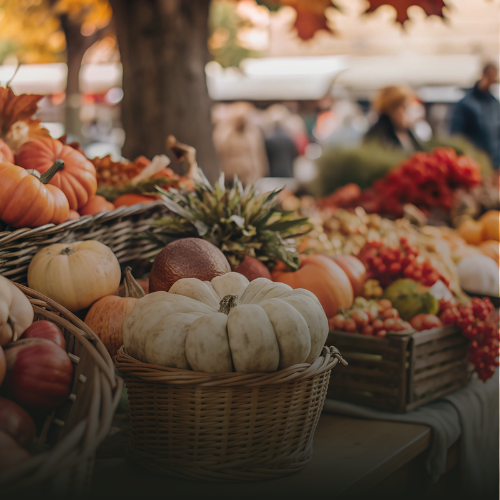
xmin=329 ymin=299 xmax=412 ymax=338
xmin=358 ymin=237 xmax=450 ymax=288
xmin=324 ymin=148 xmax=483 ymax=217
xmin=440 ymin=298 xmax=499 ymax=381
xmin=371 ymin=148 xmax=481 ymax=217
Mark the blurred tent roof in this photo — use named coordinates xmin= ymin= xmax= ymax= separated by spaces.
xmin=0 ymin=53 xmax=490 ymax=101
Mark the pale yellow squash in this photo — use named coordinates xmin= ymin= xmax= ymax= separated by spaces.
xmin=0 ymin=275 xmax=34 ymax=346
xmin=27 ymin=240 xmax=121 ymax=312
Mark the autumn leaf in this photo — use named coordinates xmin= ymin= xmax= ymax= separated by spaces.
xmin=364 ymin=0 xmax=447 ymax=24
xmin=0 ymin=87 xmax=44 ymax=137
xmin=282 ymin=0 xmax=334 ymax=40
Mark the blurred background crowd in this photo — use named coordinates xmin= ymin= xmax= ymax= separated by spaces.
xmin=0 ymin=0 xmax=498 ymax=197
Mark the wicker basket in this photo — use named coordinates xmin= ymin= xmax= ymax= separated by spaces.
xmin=0 ymin=284 xmax=123 ymax=497
xmin=0 ymin=202 xmax=168 ymax=284
xmin=114 ymin=345 xmax=346 ymax=482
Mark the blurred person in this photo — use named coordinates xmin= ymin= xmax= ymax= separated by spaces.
xmin=364 ymin=85 xmax=423 ymax=152
xmin=450 ymin=62 xmax=499 ymax=168
xmin=315 ymin=99 xmax=369 ymax=147
xmin=212 ymin=102 xmax=269 ymax=186
xmin=263 ymin=105 xmax=299 ymax=178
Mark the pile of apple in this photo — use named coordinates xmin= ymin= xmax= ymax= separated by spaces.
xmin=0 ymin=276 xmax=73 ymax=474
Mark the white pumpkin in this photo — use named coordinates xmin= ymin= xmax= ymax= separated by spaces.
xmin=457 ymin=255 xmax=500 ymax=297
xmin=27 ymin=240 xmax=121 ymax=312
xmin=123 ymin=274 xmax=329 ymax=373
xmin=0 ymin=276 xmax=34 ymax=346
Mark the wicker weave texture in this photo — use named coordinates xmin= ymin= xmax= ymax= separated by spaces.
xmin=0 ymin=202 xmax=168 ymax=284
xmin=0 ymin=284 xmax=123 ymax=497
xmin=115 ymin=346 xmax=344 ymax=482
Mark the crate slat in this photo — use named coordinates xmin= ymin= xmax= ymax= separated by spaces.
xmin=414 ymin=345 xmax=468 ymax=371
xmin=413 ymin=358 xmax=469 ymax=382
xmin=327 ymin=324 xmax=469 ymax=413
xmin=414 ymin=334 xmax=467 ymax=356
xmin=413 ymin=365 xmax=469 ymax=398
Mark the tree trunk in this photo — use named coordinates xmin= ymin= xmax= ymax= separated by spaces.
xmin=60 ymin=14 xmax=101 ymax=141
xmin=110 ymin=0 xmax=219 ymax=182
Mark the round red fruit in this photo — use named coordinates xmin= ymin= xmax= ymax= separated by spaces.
xmin=362 ymin=325 xmax=374 ymax=336
xmin=383 ymin=308 xmax=399 ymax=319
xmin=351 ymin=310 xmax=369 ymax=327
xmin=376 ymin=329 xmax=387 ymax=338
xmin=343 ymin=319 xmax=358 ymax=333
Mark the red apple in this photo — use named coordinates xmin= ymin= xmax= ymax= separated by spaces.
xmin=1 ymin=338 xmax=73 ymax=412
xmin=0 ymin=397 xmax=36 ymax=448
xmin=20 ymin=320 xmax=66 ymax=350
xmin=0 ymin=347 xmax=5 ymax=387
xmin=233 ymin=256 xmax=271 ymax=281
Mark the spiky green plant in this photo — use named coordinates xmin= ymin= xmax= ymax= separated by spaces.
xmin=146 ymin=173 xmax=312 ymax=271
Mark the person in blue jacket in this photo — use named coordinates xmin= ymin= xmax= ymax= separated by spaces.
xmin=450 ymin=63 xmax=499 ymax=168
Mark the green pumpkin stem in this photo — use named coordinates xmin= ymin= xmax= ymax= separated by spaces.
xmin=118 ymin=267 xmax=145 ymax=298
xmin=39 ymin=159 xmax=65 ymax=185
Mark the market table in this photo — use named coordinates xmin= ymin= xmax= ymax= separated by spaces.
xmin=90 ymin=413 xmax=459 ymax=500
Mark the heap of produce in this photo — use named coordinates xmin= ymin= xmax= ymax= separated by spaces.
xmin=0 ymin=275 xmax=74 ymax=474
xmin=148 ymin=172 xmax=312 ymax=273
xmin=0 ymin=86 xmax=199 ymax=229
xmin=321 ymin=148 xmax=482 ymax=220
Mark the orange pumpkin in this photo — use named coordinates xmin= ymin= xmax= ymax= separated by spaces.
xmin=0 ymin=160 xmax=69 ymax=228
xmin=0 ymin=140 xmax=14 ymax=164
xmin=16 ymin=137 xmax=97 ymax=210
xmin=114 ymin=194 xmax=157 ymax=207
xmin=272 ymin=254 xmax=353 ymax=319
xmin=481 ymin=212 xmax=499 ymax=242
xmin=326 ymin=255 xmax=367 ymax=297
xmin=66 ymin=210 xmax=80 ymax=221
xmin=458 ymin=219 xmax=483 ymax=245
xmin=84 ymin=267 xmax=145 ymax=357
xmin=79 ymin=195 xmax=115 ymax=216
xmin=479 ymin=240 xmax=500 ymax=263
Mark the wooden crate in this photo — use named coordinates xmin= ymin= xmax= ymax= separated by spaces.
xmin=326 ymin=325 xmax=471 ymax=413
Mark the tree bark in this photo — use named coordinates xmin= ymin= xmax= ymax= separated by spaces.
xmin=110 ymin=0 xmax=219 ymax=182
xmin=60 ymin=14 xmax=102 ymax=141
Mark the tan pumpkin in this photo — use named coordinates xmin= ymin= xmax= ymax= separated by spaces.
xmin=0 ymin=276 xmax=34 ymax=346
xmin=85 ymin=267 xmax=145 ymax=357
xmin=27 ymin=240 xmax=121 ymax=312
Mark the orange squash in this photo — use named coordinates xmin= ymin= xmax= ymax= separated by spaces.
xmin=479 ymin=240 xmax=500 ymax=263
xmin=326 ymin=255 xmax=367 ymax=297
xmin=114 ymin=194 xmax=157 ymax=207
xmin=272 ymin=254 xmax=353 ymax=319
xmin=0 ymin=140 xmax=14 ymax=164
xmin=481 ymin=212 xmax=499 ymax=242
xmin=84 ymin=267 xmax=145 ymax=357
xmin=458 ymin=219 xmax=483 ymax=245
xmin=16 ymin=137 xmax=97 ymax=210
xmin=0 ymin=160 xmax=69 ymax=228
xmin=79 ymin=195 xmax=115 ymax=216
xmin=66 ymin=210 xmax=80 ymax=221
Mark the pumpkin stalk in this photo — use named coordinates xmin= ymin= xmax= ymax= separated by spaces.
xmin=60 ymin=247 xmax=75 ymax=256
xmin=38 ymin=159 xmax=65 ymax=185
xmin=218 ymin=295 xmax=238 ymax=315
xmin=117 ymin=267 xmax=145 ymax=298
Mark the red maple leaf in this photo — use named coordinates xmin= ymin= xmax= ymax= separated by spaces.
xmin=282 ymin=0 xmax=334 ymax=40
xmin=365 ymin=0 xmax=446 ymax=24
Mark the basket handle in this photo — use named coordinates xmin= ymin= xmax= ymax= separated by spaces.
xmin=322 ymin=345 xmax=348 ymax=368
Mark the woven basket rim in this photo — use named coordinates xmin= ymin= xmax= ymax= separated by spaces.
xmin=114 ymin=345 xmax=346 ymax=387
xmin=0 ymin=200 xmax=166 ymax=245
xmin=0 ymin=283 xmax=122 ymax=492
